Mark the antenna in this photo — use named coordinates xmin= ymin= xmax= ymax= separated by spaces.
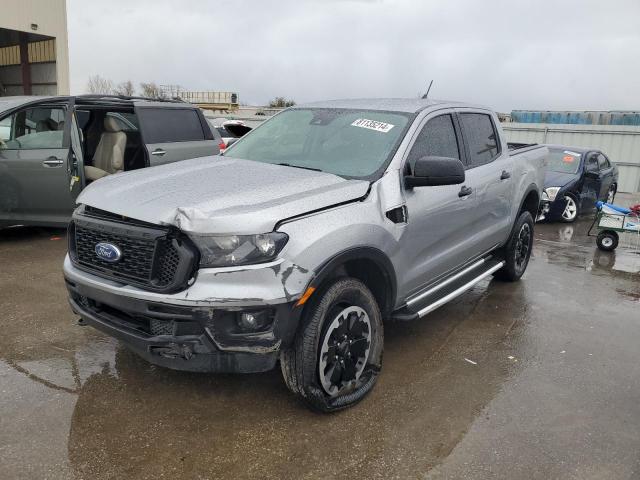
xmin=422 ymin=80 xmax=434 ymax=99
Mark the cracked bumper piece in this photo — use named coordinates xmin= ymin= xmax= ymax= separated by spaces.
xmin=65 ymin=275 xmax=301 ymax=373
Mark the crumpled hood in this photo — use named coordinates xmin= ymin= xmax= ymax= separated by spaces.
xmin=78 ymin=156 xmax=370 ymax=234
xmin=544 ymin=170 xmax=579 ymax=189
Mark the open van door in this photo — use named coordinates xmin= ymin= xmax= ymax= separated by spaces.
xmin=0 ymin=97 xmax=81 ymax=227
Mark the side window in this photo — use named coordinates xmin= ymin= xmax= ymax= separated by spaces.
xmin=107 ymin=112 xmax=139 ymax=132
xmin=585 ymin=154 xmax=599 ymax=172
xmin=0 ymin=107 xmax=65 ymax=150
xmin=459 ymin=113 xmax=500 ymax=167
xmin=406 ymin=114 xmax=460 ymax=171
xmin=139 ymin=108 xmax=205 ymax=143
xmin=597 ymin=153 xmax=609 ymax=170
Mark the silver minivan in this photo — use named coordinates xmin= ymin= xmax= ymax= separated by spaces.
xmin=0 ymin=95 xmax=221 ymax=228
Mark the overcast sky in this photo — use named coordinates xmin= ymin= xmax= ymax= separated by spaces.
xmin=67 ymin=0 xmax=639 ymax=112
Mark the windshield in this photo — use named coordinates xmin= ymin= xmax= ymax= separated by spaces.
xmin=225 ymin=108 xmax=412 ymax=179
xmin=547 ymin=148 xmax=582 ymax=174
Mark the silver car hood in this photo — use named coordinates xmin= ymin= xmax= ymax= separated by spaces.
xmin=77 ymin=156 xmax=370 ymax=235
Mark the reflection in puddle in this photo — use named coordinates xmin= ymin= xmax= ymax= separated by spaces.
xmin=2 ymin=281 xmax=530 ymax=479
xmin=5 ymin=337 xmax=118 ymax=395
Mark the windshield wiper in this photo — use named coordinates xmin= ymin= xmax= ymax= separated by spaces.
xmin=277 ymin=163 xmax=323 ymax=172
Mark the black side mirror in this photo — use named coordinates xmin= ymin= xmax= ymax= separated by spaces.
xmin=405 ymin=156 xmax=465 ymax=188
xmin=585 ymin=169 xmax=599 ymax=178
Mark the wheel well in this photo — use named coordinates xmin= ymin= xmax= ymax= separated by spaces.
xmin=314 ymin=256 xmax=394 ymax=316
xmin=520 ymin=189 xmax=540 ymax=219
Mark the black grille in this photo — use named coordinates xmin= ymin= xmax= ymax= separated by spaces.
xmin=154 ymin=239 xmax=181 ymax=286
xmin=75 ymin=225 xmax=156 ymax=283
xmin=70 ymin=214 xmax=198 ymax=292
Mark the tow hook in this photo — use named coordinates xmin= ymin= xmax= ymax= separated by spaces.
xmin=150 ymin=343 xmax=194 ymax=360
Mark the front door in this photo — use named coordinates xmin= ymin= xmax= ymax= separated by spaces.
xmin=0 ymin=102 xmax=76 ymax=226
xmin=399 ymin=112 xmax=479 ymax=297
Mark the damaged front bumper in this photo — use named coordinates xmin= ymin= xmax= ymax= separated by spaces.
xmin=63 ymin=255 xmax=309 ymax=373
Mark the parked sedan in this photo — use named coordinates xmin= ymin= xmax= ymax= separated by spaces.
xmin=542 ymin=146 xmax=618 ymax=222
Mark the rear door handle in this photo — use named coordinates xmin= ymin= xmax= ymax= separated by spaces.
xmin=151 ymin=149 xmax=166 ymax=156
xmin=500 ymin=170 xmax=511 ymax=180
xmin=458 ymin=186 xmax=473 ymax=198
xmin=43 ymin=157 xmax=63 ymax=167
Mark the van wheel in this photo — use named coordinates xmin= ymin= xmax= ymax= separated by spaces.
xmin=494 ymin=211 xmax=534 ymax=282
xmin=280 ymin=277 xmax=383 ymax=412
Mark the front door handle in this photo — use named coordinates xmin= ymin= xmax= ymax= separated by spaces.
xmin=43 ymin=157 xmax=63 ymax=167
xmin=500 ymin=170 xmax=511 ymax=180
xmin=458 ymin=186 xmax=473 ymax=198
xmin=151 ymin=149 xmax=166 ymax=156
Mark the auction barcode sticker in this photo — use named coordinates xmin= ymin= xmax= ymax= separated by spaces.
xmin=351 ymin=118 xmax=394 ymax=133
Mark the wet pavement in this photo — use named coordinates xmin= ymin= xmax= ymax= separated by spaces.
xmin=1 ymin=194 xmax=639 ymax=479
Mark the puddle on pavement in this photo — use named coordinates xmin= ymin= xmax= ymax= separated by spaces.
xmin=1 ymin=279 xmax=531 ymax=479
xmin=536 ymin=220 xmax=640 ymax=304
xmin=2 ymin=222 xmax=638 ymax=478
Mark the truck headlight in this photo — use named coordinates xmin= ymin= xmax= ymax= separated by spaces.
xmin=190 ymin=232 xmax=288 ymax=268
xmin=544 ymin=187 xmax=561 ymax=202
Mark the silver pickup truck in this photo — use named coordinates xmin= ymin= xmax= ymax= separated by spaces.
xmin=64 ymin=98 xmax=547 ymax=412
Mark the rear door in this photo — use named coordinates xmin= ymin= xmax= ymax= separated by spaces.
xmin=582 ymin=152 xmax=601 ymax=209
xmin=135 ymin=105 xmax=218 ymax=165
xmin=457 ymin=111 xmax=514 ymax=254
xmin=596 ymin=153 xmax=615 ymax=200
xmin=0 ymin=100 xmax=78 ymax=226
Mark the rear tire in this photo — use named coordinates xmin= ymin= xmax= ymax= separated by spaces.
xmin=494 ymin=211 xmax=534 ymax=282
xmin=280 ymin=277 xmax=383 ymax=412
xmin=606 ymin=185 xmax=617 ymax=204
xmin=596 ymin=230 xmax=618 ymax=251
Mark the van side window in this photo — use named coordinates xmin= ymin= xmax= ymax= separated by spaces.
xmin=106 ymin=112 xmax=139 ymax=132
xmin=0 ymin=107 xmax=65 ymax=150
xmin=138 ymin=108 xmax=205 ymax=143
xmin=459 ymin=113 xmax=500 ymax=166
xmin=406 ymin=114 xmax=459 ymax=172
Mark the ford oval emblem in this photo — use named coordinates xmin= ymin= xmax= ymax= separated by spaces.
xmin=95 ymin=242 xmax=122 ymax=263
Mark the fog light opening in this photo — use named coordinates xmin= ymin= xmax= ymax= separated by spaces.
xmin=237 ymin=310 xmax=273 ymax=332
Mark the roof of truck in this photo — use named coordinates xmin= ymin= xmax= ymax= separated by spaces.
xmin=296 ymin=98 xmax=490 ymax=114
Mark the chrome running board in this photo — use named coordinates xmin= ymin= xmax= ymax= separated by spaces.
xmin=415 ymin=261 xmax=504 ymax=317
xmin=392 ymin=257 xmax=505 ymax=321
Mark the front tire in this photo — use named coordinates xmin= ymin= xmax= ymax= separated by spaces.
xmin=280 ymin=277 xmax=383 ymax=412
xmin=560 ymin=194 xmax=579 ymax=223
xmin=494 ymin=211 xmax=534 ymax=282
